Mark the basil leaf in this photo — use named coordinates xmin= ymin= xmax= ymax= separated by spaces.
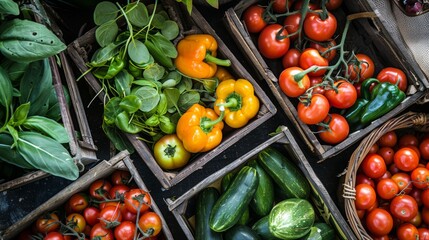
xmin=128 ymin=40 xmax=150 ymax=65
xmin=93 ymin=1 xmax=118 ymax=25
xmin=119 ymin=95 xmax=142 ymax=114
xmin=0 ymin=19 xmax=66 ymax=62
xmin=9 ymin=102 xmax=30 ymax=127
xmin=114 ymin=70 xmax=133 ymax=98
xmin=133 ymin=86 xmax=159 ymax=112
xmin=164 ymin=88 xmax=180 ymax=111
xmin=143 ymin=63 xmax=165 ymax=81
xmin=0 ymin=0 xmax=19 ymax=16
xmin=126 ymin=2 xmax=149 ymax=27
xmin=0 ymin=133 xmax=33 ymax=169
xmin=22 ymin=116 xmax=69 ymax=144
xmin=17 ymin=131 xmax=78 ymax=180
xmin=161 ymin=20 xmax=179 ymax=41
xmin=95 ymin=21 xmax=119 ymax=47
xmin=178 ymin=90 xmax=200 ymax=112
xmin=0 ymin=66 xmax=13 ymax=108
xmin=102 ymin=121 xmax=134 ymax=153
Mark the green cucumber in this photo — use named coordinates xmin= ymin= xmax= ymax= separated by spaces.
xmin=220 ymin=171 xmax=235 ymax=193
xmin=248 ymin=160 xmax=274 ymax=217
xmin=237 ymin=207 xmax=250 ymax=225
xmin=258 ymin=147 xmax=310 ymax=199
xmin=224 ymin=225 xmax=261 ymax=240
xmin=209 ymin=166 xmax=259 ymax=232
xmin=269 ymin=198 xmax=315 ymax=239
xmin=302 ymin=222 xmax=335 ymax=240
xmin=195 ymin=187 xmax=223 ymax=240
xmin=251 ymin=216 xmax=280 ymax=240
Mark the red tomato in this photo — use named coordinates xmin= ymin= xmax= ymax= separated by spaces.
xmin=99 ymin=201 xmax=122 ymax=210
xmin=419 ymin=228 xmax=429 ymax=240
xmin=258 ymin=24 xmax=290 ymax=59
xmin=376 ymin=178 xmax=399 ymax=200
xmin=99 ymin=205 xmax=122 ymax=228
xmin=394 ymin=147 xmax=420 ymax=172
xmin=375 ymin=171 xmax=391 ymax=183
xmin=297 ymin=94 xmax=330 ymax=125
xmin=377 ymin=67 xmax=408 ymax=92
xmin=391 ymin=172 xmax=413 ymax=194
xmin=138 ymin=212 xmax=162 ymax=237
xmin=303 ymin=12 xmax=337 ymax=42
xmin=293 ymin=0 xmax=319 ymax=10
xmin=411 ymin=167 xmax=429 ymax=189
xmin=278 ymin=67 xmax=310 ymax=98
xmin=66 ymin=213 xmax=86 ymax=233
xmin=409 ymin=187 xmax=423 ymax=207
xmin=35 ymin=213 xmax=60 ymax=233
xmin=282 ymin=48 xmax=301 ymax=69
xmin=124 ymin=189 xmax=151 ymax=214
xmin=318 ymin=114 xmax=349 ymax=144
xmin=90 ymin=223 xmax=114 ymax=240
xmin=89 ymin=179 xmax=112 ymax=200
xmin=421 ymin=189 xmax=429 ymax=208
xmin=114 ymin=221 xmax=136 ymax=240
xmin=111 ymin=170 xmax=131 ymax=186
xmin=378 ymin=131 xmax=398 ymax=148
xmin=398 ymin=134 xmax=419 ymax=148
xmin=309 ymin=76 xmax=325 ymax=95
xmin=369 ymin=143 xmax=379 ymax=154
xmin=397 ymin=223 xmax=419 ymax=240
xmin=43 ymin=232 xmax=64 ymax=240
xmin=67 ymin=192 xmax=89 ymax=213
xmin=83 ymin=206 xmax=100 ymax=226
xmin=243 ymin=5 xmax=267 ymax=34
xmin=361 ymin=153 xmax=387 ymax=179
xmin=347 ymin=53 xmax=375 ymax=82
xmin=355 ymin=183 xmax=377 ymax=210
xmin=109 ymin=184 xmax=130 ymax=199
xmin=420 ymin=138 xmax=429 ymax=160
xmin=121 ymin=207 xmax=138 ymax=223
xmin=309 ymin=39 xmax=337 ymax=62
xmin=325 ymin=0 xmax=343 ymax=10
xmin=283 ymin=13 xmax=301 ymax=40
xmin=271 ymin=0 xmax=294 ymax=13
xmin=377 ymin=147 xmax=395 ymax=165
xmin=298 ymin=48 xmax=328 ymax=77
xmin=365 ymin=208 xmax=393 ymax=237
xmin=324 ymin=80 xmax=357 ymax=109
xmin=356 ymin=174 xmax=375 ymax=188
xmin=422 ymin=207 xmax=429 ymax=225
xmin=390 ymin=195 xmax=418 ymax=221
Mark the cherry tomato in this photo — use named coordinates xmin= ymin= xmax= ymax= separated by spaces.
xmin=325 ymin=0 xmax=343 ymax=10
xmin=390 ymin=195 xmax=418 ymax=221
xmin=377 ymin=147 xmax=394 ymax=165
xmin=298 ymin=48 xmax=328 ymax=77
xmin=297 ymin=94 xmax=330 ymax=125
xmin=66 ymin=213 xmax=86 ymax=233
xmin=421 ymin=189 xmax=429 ymax=208
xmin=376 ymin=178 xmax=399 ymax=200
xmin=356 ymin=173 xmax=375 ymax=188
xmin=100 ymin=201 xmax=122 ymax=210
xmin=375 ymin=170 xmax=391 ymax=183
xmin=35 ymin=213 xmax=60 ymax=233
xmin=89 ymin=179 xmax=112 ymax=200
xmin=109 ymin=184 xmax=130 ymax=199
xmin=138 ymin=212 xmax=162 ymax=237
xmin=378 ymin=131 xmax=397 ymax=148
xmin=83 ymin=206 xmax=100 ymax=227
xmin=114 ymin=221 xmax=136 ymax=240
xmin=361 ymin=153 xmax=387 ymax=179
xmin=90 ymin=223 xmax=114 ymax=240
xmin=283 ymin=13 xmax=301 ymax=40
xmin=411 ymin=167 xmax=429 ymax=189
xmin=347 ymin=53 xmax=375 ymax=82
xmin=309 ymin=76 xmax=325 ymax=95
xmin=397 ymin=223 xmax=419 ymax=240
xmin=398 ymin=134 xmax=419 ymax=148
xmin=409 ymin=187 xmax=423 ymax=207
xmin=67 ymin=192 xmax=89 ymax=213
xmin=377 ymin=67 xmax=408 ymax=92
xmin=258 ymin=24 xmax=290 ymax=59
xmin=324 ymin=80 xmax=357 ymax=109
xmin=420 ymin=138 xmax=429 ymax=160
xmin=365 ymin=208 xmax=393 ymax=237
xmin=111 ymin=170 xmax=131 ymax=185
xmin=282 ymin=48 xmax=301 ymax=69
xmin=309 ymin=39 xmax=337 ymax=62
xmin=394 ymin=147 xmax=420 ymax=172
xmin=369 ymin=143 xmax=379 ymax=154
xmin=293 ymin=0 xmax=319 ymax=10
xmin=278 ymin=67 xmax=310 ymax=98
xmin=391 ymin=172 xmax=413 ymax=194
xmin=271 ymin=0 xmax=294 ymax=13
xmin=422 ymin=207 xmax=429 ymax=225
xmin=355 ymin=183 xmax=377 ymax=210
xmin=243 ymin=5 xmax=267 ymax=34
xmin=124 ymin=188 xmax=151 ymax=214
xmin=318 ymin=114 xmax=349 ymax=145
xmin=418 ymin=228 xmax=429 ymax=240
xmin=154 ymin=134 xmax=191 ymax=170
xmin=303 ymin=12 xmax=337 ymax=42
xmin=121 ymin=207 xmax=138 ymax=223
xmin=99 ymin=205 xmax=122 ymax=228
xmin=43 ymin=232 xmax=64 ymax=240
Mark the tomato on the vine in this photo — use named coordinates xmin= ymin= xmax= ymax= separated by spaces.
xmin=377 ymin=67 xmax=408 ymax=92
xmin=124 ymin=188 xmax=151 ymax=214
xmin=282 ymin=48 xmax=301 ymax=69
xmin=390 ymin=195 xmax=418 ymax=221
xmin=347 ymin=53 xmax=375 ymax=82
xmin=298 ymin=48 xmax=328 ymax=77
xmin=394 ymin=147 xmax=420 ymax=172
xmin=293 ymin=0 xmax=319 ymax=10
xmin=309 ymin=76 xmax=325 ymax=95
xmin=67 ymin=192 xmax=89 ymax=213
xmin=271 ymin=0 xmax=294 ymax=13
xmin=360 ymin=153 xmax=387 ymax=179
xmin=35 ymin=213 xmax=60 ymax=233
xmin=309 ymin=39 xmax=337 ymax=62
xmin=297 ymin=94 xmax=330 ymax=125
xmin=89 ymin=179 xmax=112 ymax=200
xmin=83 ymin=206 xmax=100 ymax=227
xmin=278 ymin=67 xmax=310 ymax=98
xmin=66 ymin=213 xmax=86 ymax=233
xmin=324 ymin=0 xmax=343 ymax=10
xmin=303 ymin=12 xmax=337 ymax=42
xmin=283 ymin=13 xmax=301 ymax=40
xmin=154 ymin=134 xmax=191 ymax=170
xmin=318 ymin=114 xmax=349 ymax=144
xmin=138 ymin=212 xmax=162 ymax=237
xmin=111 ymin=170 xmax=131 ymax=185
xmin=243 ymin=5 xmax=267 ymax=34
xmin=324 ymin=80 xmax=357 ymax=109
xmin=109 ymin=184 xmax=130 ymax=199
xmin=99 ymin=205 xmax=122 ymax=228
xmin=355 ymin=183 xmax=377 ymax=210
xmin=114 ymin=221 xmax=136 ymax=240
xmin=258 ymin=24 xmax=290 ymax=59
xmin=43 ymin=232 xmax=64 ymax=240
xmin=365 ymin=208 xmax=393 ymax=237
xmin=90 ymin=223 xmax=114 ymax=240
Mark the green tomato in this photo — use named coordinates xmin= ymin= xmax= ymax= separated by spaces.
xmin=154 ymin=134 xmax=191 ymax=170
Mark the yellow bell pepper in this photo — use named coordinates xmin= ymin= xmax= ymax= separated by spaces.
xmin=214 ymin=66 xmax=234 ymax=81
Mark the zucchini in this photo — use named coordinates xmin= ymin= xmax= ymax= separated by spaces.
xmin=269 ymin=198 xmax=315 ymax=239
xmin=237 ymin=207 xmax=250 ymax=225
xmin=224 ymin=225 xmax=261 ymax=240
xmin=195 ymin=187 xmax=223 ymax=240
xmin=209 ymin=166 xmax=259 ymax=232
xmin=248 ymin=160 xmax=274 ymax=217
xmin=258 ymin=147 xmax=310 ymax=199
xmin=220 ymin=171 xmax=235 ymax=193
xmin=302 ymin=222 xmax=335 ymax=240
xmin=251 ymin=216 xmax=280 ymax=240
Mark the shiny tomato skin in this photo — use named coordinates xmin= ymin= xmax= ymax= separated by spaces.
xmin=89 ymin=179 xmax=112 ymax=201
xmin=309 ymin=39 xmax=337 ymax=62
xmin=309 ymin=76 xmax=325 ymax=95
xmin=318 ymin=114 xmax=349 ymax=145
xmin=411 ymin=167 xmax=429 ymax=189
xmin=356 ymin=173 xmax=375 ymax=188
xmin=271 ymin=0 xmax=294 ymax=13
xmin=282 ymin=48 xmax=301 ymax=69
xmin=377 ymin=67 xmax=408 ymax=92
xmin=154 ymin=134 xmax=190 ymax=170
xmin=369 ymin=143 xmax=379 ymax=154
xmin=421 ymin=188 xmax=429 ymax=208
xmin=293 ymin=0 xmax=319 ymax=10
xmin=418 ymin=228 xmax=429 ymax=240
xmin=361 ymin=153 xmax=387 ymax=179
xmin=35 ymin=213 xmax=60 ymax=233
xmin=390 ymin=195 xmax=418 ymax=222
xmin=66 ymin=213 xmax=86 ymax=233
xmin=243 ymin=5 xmax=267 ymax=34
xmin=278 ymin=67 xmax=310 ymax=98
xmin=124 ymin=188 xmax=151 ymax=214
xmin=409 ymin=187 xmax=423 ymax=207
xmin=376 ymin=178 xmax=399 ymax=200
xmin=258 ymin=24 xmax=290 ymax=59
xmin=90 ymin=223 xmax=114 ymax=240
xmin=83 ymin=206 xmax=100 ymax=226
xmin=283 ymin=13 xmax=301 ymax=40
xmin=111 ymin=170 xmax=131 ymax=185
xmin=43 ymin=232 xmax=64 ymax=240
xmin=303 ymin=12 xmax=337 ymax=42
xmin=325 ymin=0 xmax=343 ymax=10
xmin=121 ymin=207 xmax=138 ymax=223
xmin=324 ymin=80 xmax=357 ymax=109
xmin=365 ymin=208 xmax=393 ymax=237
xmin=298 ymin=48 xmax=328 ymax=77
xmin=99 ymin=205 xmax=122 ymax=228
xmin=394 ymin=147 xmax=420 ymax=172
xmin=391 ymin=172 xmax=413 ymax=194
xmin=109 ymin=184 xmax=130 ymax=199
xmin=420 ymin=138 xmax=429 ymax=160
xmin=397 ymin=223 xmax=419 ymax=240
xmin=377 ymin=147 xmax=395 ymax=166
xmin=297 ymin=94 xmax=330 ymax=125
xmin=138 ymin=212 xmax=162 ymax=237
xmin=355 ymin=183 xmax=377 ymax=210
xmin=67 ymin=192 xmax=89 ymax=213
xmin=347 ymin=53 xmax=375 ymax=82
xmin=398 ymin=134 xmax=419 ymax=148
xmin=114 ymin=221 xmax=136 ymax=240
xmin=378 ymin=131 xmax=398 ymax=148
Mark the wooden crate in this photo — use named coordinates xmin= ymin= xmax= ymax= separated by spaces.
xmin=0 ymin=150 xmax=173 ymax=240
xmin=223 ymin=0 xmax=429 ymax=160
xmin=67 ymin=0 xmax=277 ymax=189
xmin=0 ymin=0 xmax=98 ymax=192
xmin=165 ymin=126 xmax=356 ymax=239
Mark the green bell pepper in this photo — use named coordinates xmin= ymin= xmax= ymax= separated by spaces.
xmin=344 ymin=78 xmax=378 ymax=126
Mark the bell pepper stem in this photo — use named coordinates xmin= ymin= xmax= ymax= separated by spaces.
xmin=201 ymin=106 xmax=225 ymax=131
xmin=205 ymin=52 xmax=231 ymax=67
xmin=217 ymin=97 xmax=239 ymax=109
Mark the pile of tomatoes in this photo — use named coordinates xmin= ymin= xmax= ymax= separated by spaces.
xmin=354 ymin=130 xmax=429 ymax=239
xmin=242 ymin=0 xmax=409 ymax=145
xmin=18 ymin=170 xmax=163 ymax=240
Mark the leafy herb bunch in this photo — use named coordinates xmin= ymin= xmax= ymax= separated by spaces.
xmin=0 ymin=0 xmax=78 ymax=180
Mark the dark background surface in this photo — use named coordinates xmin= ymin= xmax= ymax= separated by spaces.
xmin=1 ymin=1 xmax=427 ymax=239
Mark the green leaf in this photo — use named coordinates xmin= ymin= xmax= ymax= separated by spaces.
xmin=45 ymin=85 xmax=69 ymax=122
xmin=126 ymin=2 xmax=149 ymax=27
xmin=17 ymin=131 xmax=78 ymax=180
xmin=104 ymin=97 xmax=122 ymax=126
xmin=157 ymin=93 xmax=167 ymax=115
xmin=0 ymin=19 xmax=66 ymax=62
xmin=143 ymin=63 xmax=165 ymax=81
xmin=22 ymin=116 xmax=69 ymax=143
xmin=9 ymin=102 xmax=30 ymax=127
xmin=128 ymin=40 xmax=150 ymax=65
xmin=1 ymin=59 xmax=29 ymax=82
xmin=151 ymin=13 xmax=166 ymax=29
xmin=114 ymin=70 xmax=133 ymax=97
xmin=0 ymin=0 xmax=19 ymax=16
xmin=133 ymin=86 xmax=160 ymax=112
xmin=90 ymin=43 xmax=119 ymax=67
xmin=0 ymin=66 xmax=13 ymax=108
xmin=151 ymin=33 xmax=177 ymax=58
xmin=144 ymin=39 xmax=174 ymax=69
xmin=206 ymin=0 xmax=219 ymax=8
xmin=178 ymin=90 xmax=200 ymax=112
xmin=119 ymin=95 xmax=142 ymax=113
xmin=0 ymin=133 xmax=33 ymax=169
xmin=176 ymin=77 xmax=193 ymax=94
xmin=164 ymin=88 xmax=180 ymax=111
xmin=102 ymin=121 xmax=134 ymax=153
xmin=93 ymin=1 xmax=118 ymax=25
xmin=95 ymin=21 xmax=119 ymax=47
xmin=161 ymin=20 xmax=179 ymax=41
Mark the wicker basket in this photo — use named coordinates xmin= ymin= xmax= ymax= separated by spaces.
xmin=342 ymin=111 xmax=429 ymax=239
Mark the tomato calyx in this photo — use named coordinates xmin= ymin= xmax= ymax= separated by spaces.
xmin=99 ymin=217 xmax=121 ymax=229
xmin=274 ymin=25 xmax=290 ymax=41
